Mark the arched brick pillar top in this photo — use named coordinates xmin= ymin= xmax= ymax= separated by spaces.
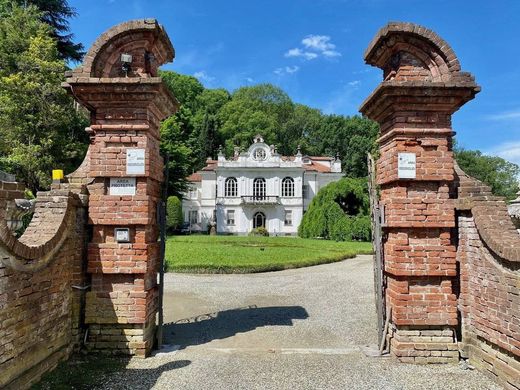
xmin=80 ymin=18 xmax=174 ymax=78
xmin=364 ymin=22 xmax=463 ymax=82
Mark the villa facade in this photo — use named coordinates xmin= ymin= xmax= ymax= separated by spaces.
xmin=182 ymin=135 xmax=343 ymax=235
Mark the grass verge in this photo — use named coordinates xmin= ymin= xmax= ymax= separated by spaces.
xmin=165 ymin=235 xmax=372 ymax=273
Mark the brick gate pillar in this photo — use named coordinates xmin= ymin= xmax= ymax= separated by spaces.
xmin=63 ymin=19 xmax=178 ymax=357
xmin=360 ymin=23 xmax=480 ymax=363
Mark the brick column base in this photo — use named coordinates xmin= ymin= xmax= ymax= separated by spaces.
xmin=390 ymin=326 xmax=458 ymax=364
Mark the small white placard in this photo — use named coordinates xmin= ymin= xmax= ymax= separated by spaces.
xmin=398 ymin=153 xmax=416 ymax=179
xmin=126 ymin=149 xmax=145 ymax=175
xmin=115 ymin=228 xmax=130 ymax=243
xmin=109 ymin=177 xmax=136 ymax=196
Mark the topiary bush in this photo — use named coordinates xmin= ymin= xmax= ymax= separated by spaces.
xmin=299 ymin=177 xmax=371 ymax=241
xmin=249 ymin=227 xmax=269 ymax=237
xmin=166 ymin=195 xmax=183 ymax=233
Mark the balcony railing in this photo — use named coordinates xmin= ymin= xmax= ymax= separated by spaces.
xmin=241 ymin=196 xmax=279 ymax=205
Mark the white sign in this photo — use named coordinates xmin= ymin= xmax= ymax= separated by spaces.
xmin=109 ymin=177 xmax=136 ymax=196
xmin=398 ymin=153 xmax=416 ymax=179
xmin=115 ymin=228 xmax=130 ymax=243
xmin=126 ymin=149 xmax=145 ymax=175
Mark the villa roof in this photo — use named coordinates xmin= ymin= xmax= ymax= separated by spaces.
xmin=192 ymin=156 xmax=338 ymax=175
xmin=187 ymin=172 xmax=202 ymax=182
xmin=303 ymin=161 xmax=334 ymax=173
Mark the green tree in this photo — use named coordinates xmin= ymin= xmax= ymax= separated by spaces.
xmin=299 ymin=177 xmax=371 ymax=241
xmin=0 ymin=3 xmax=88 ymax=192
xmin=278 ymin=104 xmax=324 ymax=156
xmin=218 ymin=84 xmax=294 ymax=155
xmin=308 ymin=115 xmax=379 ymax=177
xmin=193 ymin=88 xmax=230 ymax=161
xmin=455 ymin=148 xmax=520 ymax=200
xmin=160 ymin=115 xmax=195 ymax=198
xmin=166 ymin=195 xmax=183 ymax=232
xmin=1 ymin=0 xmax=84 ymax=62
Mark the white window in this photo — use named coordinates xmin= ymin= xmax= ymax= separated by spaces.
xmin=284 ymin=210 xmax=293 ymax=226
xmin=282 ymin=177 xmax=294 ymax=197
xmin=253 ymin=178 xmax=266 ymax=199
xmin=225 ymin=177 xmax=237 ymax=197
xmin=227 ymin=210 xmax=235 ymax=225
xmin=189 ymin=210 xmax=198 ymax=224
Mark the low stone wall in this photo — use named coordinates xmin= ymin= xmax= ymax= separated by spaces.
xmin=456 ymin=167 xmax=520 ymax=389
xmin=0 ymin=180 xmax=88 ymax=389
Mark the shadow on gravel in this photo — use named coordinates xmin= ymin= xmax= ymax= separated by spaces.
xmin=165 ymin=305 xmax=309 ymax=349
xmin=32 ymin=355 xmax=191 ymax=390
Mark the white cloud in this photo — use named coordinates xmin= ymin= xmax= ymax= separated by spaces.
xmin=285 ymin=65 xmax=299 ymax=74
xmin=348 ymin=80 xmax=361 ymax=87
xmin=488 ymin=141 xmax=520 ymax=167
xmin=284 ymin=34 xmax=341 ymax=61
xmin=193 ymin=70 xmax=215 ymax=83
xmin=487 ymin=109 xmax=520 ymax=121
xmin=323 ymin=49 xmax=341 ymax=58
xmin=284 ymin=48 xmax=318 ymax=60
xmin=274 ymin=66 xmax=300 ymax=76
xmin=245 ymin=77 xmax=254 ymax=83
xmin=302 ymin=35 xmax=335 ymax=51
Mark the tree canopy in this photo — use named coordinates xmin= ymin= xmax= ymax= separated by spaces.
xmin=0 ymin=3 xmax=88 ymax=192
xmin=0 ymin=0 xmax=84 ymax=62
xmin=455 ymin=148 xmax=519 ymax=200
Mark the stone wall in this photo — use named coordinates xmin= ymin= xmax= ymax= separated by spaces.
xmin=456 ymin=167 xmax=520 ymax=389
xmin=0 ymin=179 xmax=88 ymax=389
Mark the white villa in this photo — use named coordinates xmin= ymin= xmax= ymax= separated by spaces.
xmin=182 ymin=135 xmax=343 ymax=235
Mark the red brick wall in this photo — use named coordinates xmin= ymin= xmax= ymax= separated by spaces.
xmin=0 ymin=181 xmax=88 ymax=389
xmin=456 ymin=167 xmax=520 ymax=389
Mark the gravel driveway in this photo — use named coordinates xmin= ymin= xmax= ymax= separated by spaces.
xmin=100 ymin=255 xmax=500 ymax=390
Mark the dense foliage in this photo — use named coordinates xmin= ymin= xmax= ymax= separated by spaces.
xmin=0 ymin=3 xmax=88 ymax=192
xmin=455 ymin=148 xmax=520 ymax=200
xmin=0 ymin=0 xmax=84 ymax=62
xmin=166 ymin=195 xmax=183 ymax=232
xmin=299 ymin=178 xmax=371 ymax=241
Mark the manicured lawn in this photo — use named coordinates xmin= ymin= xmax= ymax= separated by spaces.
xmin=165 ymin=235 xmax=373 ymax=273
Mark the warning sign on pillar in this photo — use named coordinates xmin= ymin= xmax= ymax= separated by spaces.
xmin=109 ymin=177 xmax=136 ymax=196
xmin=126 ymin=149 xmax=145 ymax=175
xmin=398 ymin=153 xmax=416 ymax=179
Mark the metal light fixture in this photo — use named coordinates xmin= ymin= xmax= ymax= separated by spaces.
xmin=121 ymin=53 xmax=132 ymax=76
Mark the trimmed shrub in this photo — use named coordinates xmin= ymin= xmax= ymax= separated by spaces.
xmin=299 ymin=177 xmax=371 ymax=241
xmin=249 ymin=227 xmax=269 ymax=237
xmin=166 ymin=196 xmax=183 ymax=232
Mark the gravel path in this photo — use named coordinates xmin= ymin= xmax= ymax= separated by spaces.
xmin=100 ymin=255 xmax=500 ymax=390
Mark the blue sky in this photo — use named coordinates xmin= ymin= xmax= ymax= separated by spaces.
xmin=69 ymin=0 xmax=520 ymax=166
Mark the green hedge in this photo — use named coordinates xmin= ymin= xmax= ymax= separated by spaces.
xmin=298 ymin=177 xmax=371 ymax=241
xmin=166 ymin=195 xmax=183 ymax=232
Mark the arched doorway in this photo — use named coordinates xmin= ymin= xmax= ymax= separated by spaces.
xmin=253 ymin=211 xmax=266 ymax=229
